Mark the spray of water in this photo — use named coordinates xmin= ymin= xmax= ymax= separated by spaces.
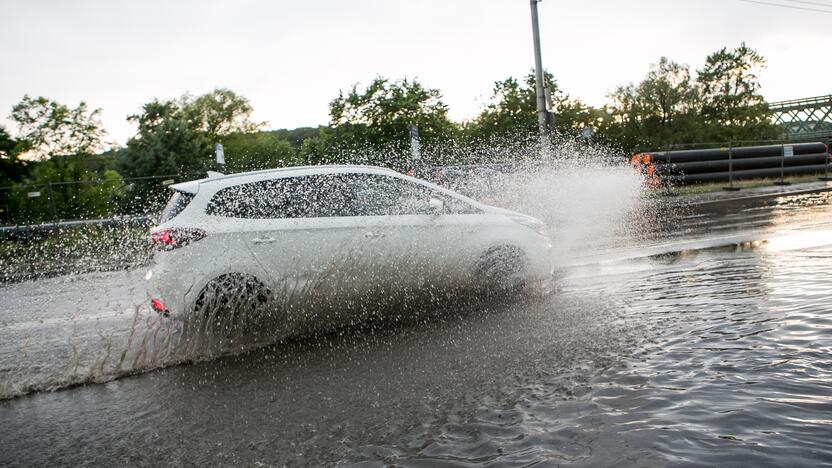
xmin=419 ymin=135 xmax=647 ymax=263
xmin=0 ymin=134 xmax=650 ymax=399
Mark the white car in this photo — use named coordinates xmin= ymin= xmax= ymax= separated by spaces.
xmin=146 ymin=165 xmax=553 ymax=337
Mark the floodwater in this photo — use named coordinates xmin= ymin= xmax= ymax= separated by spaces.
xmin=1 ymin=189 xmax=832 ymax=466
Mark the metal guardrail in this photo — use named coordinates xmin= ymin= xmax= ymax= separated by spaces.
xmin=0 ymin=216 xmax=153 ymax=236
xmin=0 ymin=173 xmax=205 ymax=226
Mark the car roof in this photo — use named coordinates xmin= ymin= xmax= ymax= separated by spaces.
xmin=169 ymin=164 xmax=400 ymax=194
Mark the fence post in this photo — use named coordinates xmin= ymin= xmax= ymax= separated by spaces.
xmin=663 ymin=142 xmax=679 ymax=195
xmin=45 ymin=182 xmax=59 ymax=222
xmin=775 ymin=143 xmax=790 ymax=186
xmin=723 ymin=141 xmax=740 ymax=191
xmin=820 ymin=148 xmax=831 ymax=181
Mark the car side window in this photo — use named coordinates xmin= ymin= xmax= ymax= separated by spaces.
xmin=347 ymin=174 xmax=424 ymax=216
xmin=206 ymin=183 xmax=261 ymax=218
xmin=348 ymin=174 xmax=480 ymax=216
xmin=206 ymin=175 xmax=352 ymax=219
xmin=207 ymin=173 xmax=481 ymax=219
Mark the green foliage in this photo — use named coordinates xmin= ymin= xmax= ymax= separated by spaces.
xmin=465 ymin=72 xmax=603 ymax=142
xmin=4 ymin=97 xmax=119 ymax=224
xmin=605 ymin=58 xmax=702 ymax=149
xmin=269 ymin=127 xmax=323 ymax=150
xmin=116 ymin=88 xmax=265 ymax=178
xmin=302 ymin=77 xmax=457 ymax=169
xmin=9 ymin=95 xmax=105 ymax=158
xmin=465 ymin=76 xmax=539 ymax=140
xmin=0 ymin=126 xmax=26 ymax=188
xmin=183 ymin=88 xmax=265 ymax=138
xmin=221 ymin=132 xmax=299 ymax=172
xmin=696 ymin=42 xmax=778 ymax=142
xmin=605 ymin=45 xmax=779 ymax=150
xmin=0 ymin=126 xmax=17 ymax=157
xmin=7 ymin=156 xmax=125 ymax=224
xmin=118 ymin=99 xmax=210 ymax=177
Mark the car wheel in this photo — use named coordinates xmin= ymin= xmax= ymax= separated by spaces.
xmin=192 ymin=273 xmax=272 ymax=342
xmin=474 ymin=245 xmax=527 ymax=293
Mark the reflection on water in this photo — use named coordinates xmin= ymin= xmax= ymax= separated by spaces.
xmin=560 ymin=242 xmax=832 ymax=466
xmin=765 ymin=229 xmax=832 ymax=252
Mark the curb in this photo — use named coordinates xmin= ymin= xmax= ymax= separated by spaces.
xmin=685 ymin=183 xmax=832 ymax=206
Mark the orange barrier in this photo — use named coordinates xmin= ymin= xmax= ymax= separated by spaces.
xmin=630 ymin=153 xmax=660 ymax=188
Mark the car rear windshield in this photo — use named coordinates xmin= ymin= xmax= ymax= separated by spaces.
xmin=160 ymin=190 xmax=194 ymax=223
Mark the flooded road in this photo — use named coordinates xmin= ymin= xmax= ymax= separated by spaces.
xmin=1 ymin=191 xmax=832 ymax=466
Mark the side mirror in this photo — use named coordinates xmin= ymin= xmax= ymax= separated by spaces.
xmin=428 ymin=197 xmax=445 ymax=214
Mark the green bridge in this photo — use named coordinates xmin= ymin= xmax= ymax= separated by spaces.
xmin=770 ymin=95 xmax=832 ymax=143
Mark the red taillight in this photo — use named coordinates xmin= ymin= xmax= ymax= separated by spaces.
xmin=151 ymin=228 xmax=207 ymax=251
xmin=150 ymin=299 xmax=169 ymax=317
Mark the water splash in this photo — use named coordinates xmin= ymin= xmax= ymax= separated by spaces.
xmin=420 ymin=136 xmax=647 ymax=263
xmin=0 ymin=134 xmax=649 ymax=399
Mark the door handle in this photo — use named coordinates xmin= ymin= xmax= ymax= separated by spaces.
xmin=364 ymin=232 xmax=386 ymax=239
xmin=252 ymin=237 xmax=277 ymax=244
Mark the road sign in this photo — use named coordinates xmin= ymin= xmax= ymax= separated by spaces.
xmin=409 ymin=125 xmax=421 ymax=161
xmin=215 ymin=143 xmax=225 ymax=165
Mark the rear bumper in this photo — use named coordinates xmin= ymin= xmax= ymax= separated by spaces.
xmin=145 ymin=260 xmax=201 ymax=321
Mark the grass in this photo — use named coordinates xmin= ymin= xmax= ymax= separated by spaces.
xmin=651 ymin=173 xmax=829 ymax=197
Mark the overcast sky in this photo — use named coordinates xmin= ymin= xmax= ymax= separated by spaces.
xmin=1 ymin=0 xmax=830 ymax=145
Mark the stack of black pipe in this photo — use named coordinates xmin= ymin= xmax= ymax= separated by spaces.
xmin=645 ymin=142 xmax=830 ymax=183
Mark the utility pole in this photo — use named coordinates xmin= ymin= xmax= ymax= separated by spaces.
xmin=529 ymin=0 xmax=551 ymax=140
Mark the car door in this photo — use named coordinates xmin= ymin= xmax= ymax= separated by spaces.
xmin=227 ymin=174 xmax=394 ymax=328
xmin=344 ymin=173 xmax=486 ymax=292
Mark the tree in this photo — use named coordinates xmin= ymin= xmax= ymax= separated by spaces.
xmin=270 ymin=127 xmax=323 ymax=150
xmin=640 ymin=58 xmax=699 ymax=127
xmin=116 ymin=89 xmax=266 ymax=178
xmin=220 ymin=132 xmax=298 ymax=172
xmin=466 ymin=72 xmax=601 ymax=142
xmin=7 ymin=155 xmax=124 ymax=223
xmin=183 ymin=88 xmax=265 ymax=139
xmin=302 ymin=77 xmax=457 ymax=169
xmin=605 ymin=58 xmax=701 ymax=149
xmin=0 ymin=126 xmax=25 ymax=223
xmin=0 ymin=126 xmax=26 ymax=187
xmin=696 ymin=43 xmax=778 ymax=142
xmin=5 ymin=97 xmax=121 ymax=223
xmin=9 ymin=95 xmax=106 ymax=158
xmin=118 ymin=99 xmax=210 ymax=178
xmin=0 ymin=126 xmax=17 ymax=158
xmin=466 ymin=76 xmax=537 ymax=140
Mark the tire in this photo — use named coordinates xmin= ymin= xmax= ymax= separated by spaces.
xmin=474 ymin=245 xmax=528 ymax=293
xmin=192 ymin=273 xmax=272 ymax=341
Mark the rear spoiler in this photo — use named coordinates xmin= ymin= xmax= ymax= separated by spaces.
xmin=168 ymin=171 xmax=224 ymax=194
xmin=168 ymin=180 xmax=200 ymax=194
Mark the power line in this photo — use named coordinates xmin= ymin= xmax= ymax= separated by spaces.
xmin=780 ymin=0 xmax=832 ymax=7
xmin=736 ymin=0 xmax=832 ymax=13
